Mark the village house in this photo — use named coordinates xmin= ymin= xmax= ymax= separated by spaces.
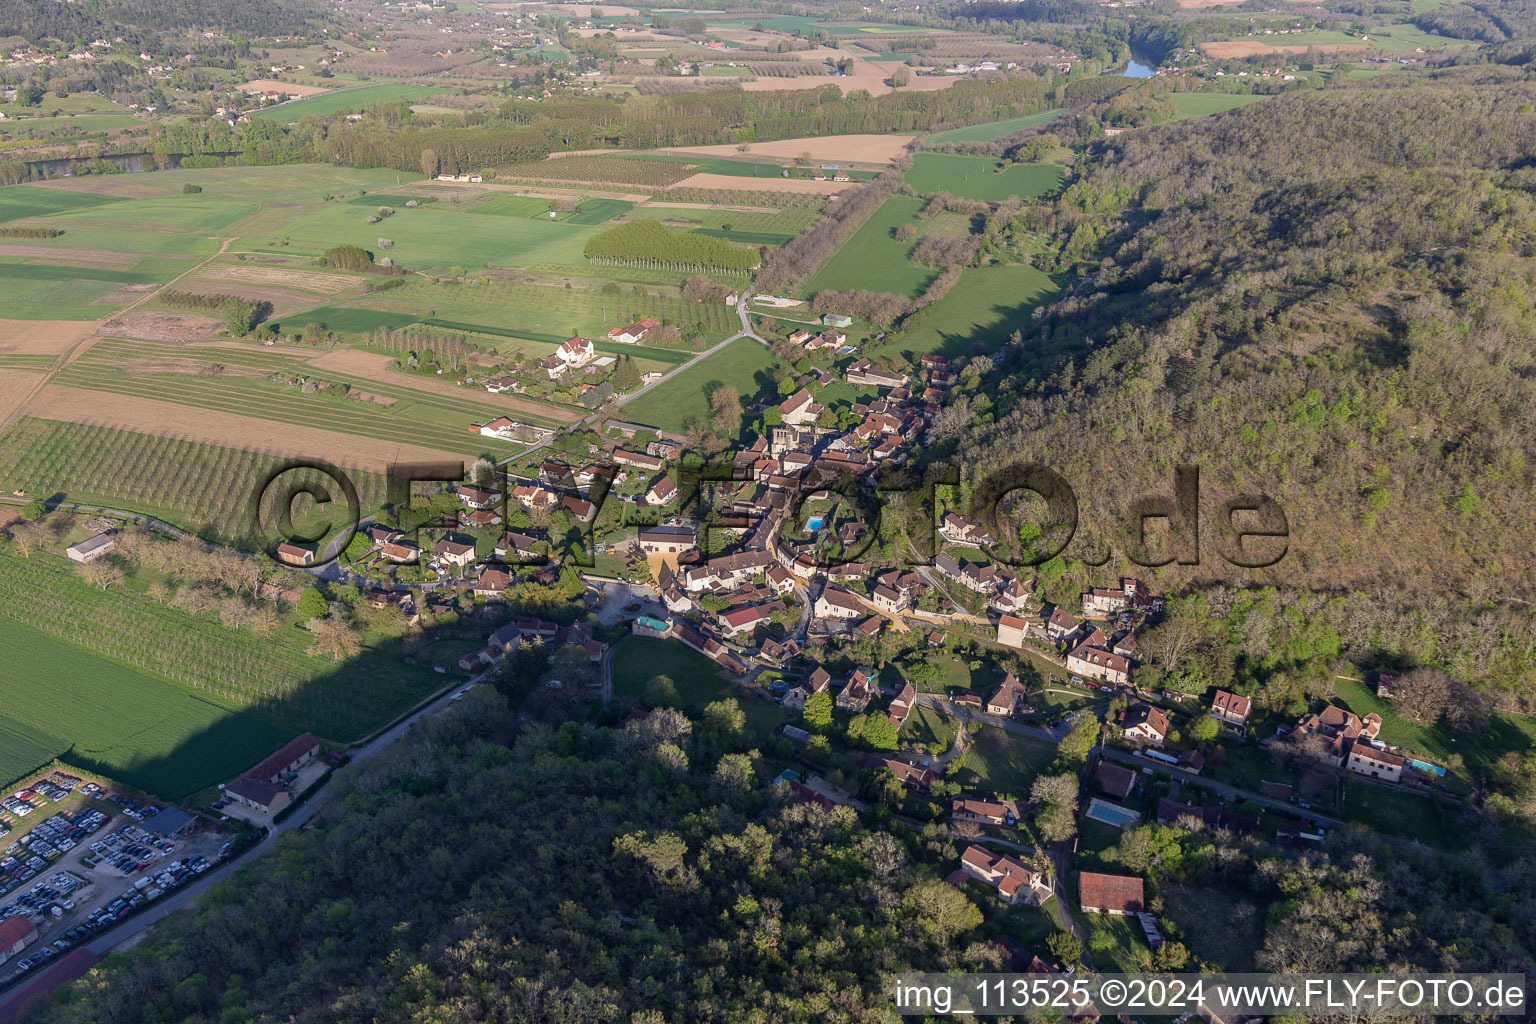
xmin=845 ymin=358 xmax=908 ymax=389
xmin=1066 ymin=642 xmax=1131 ymax=686
xmin=814 ymin=586 xmax=865 ymax=621
xmin=456 ymin=485 xmax=500 ymax=509
xmin=1045 ymin=606 xmax=1079 ymax=643
xmin=1082 ymin=587 xmax=1129 ymax=618
xmin=1118 ymin=703 xmax=1169 ymax=747
xmin=1095 ymin=761 xmax=1137 ymax=800
xmin=1287 ymin=704 xmax=1383 ymax=766
xmin=642 ymin=474 xmax=677 ymax=507
xmin=380 ymin=540 xmax=420 ymax=564
xmin=888 ymin=679 xmax=917 ymax=727
xmin=939 ymin=512 xmax=994 ymax=547
xmin=986 ymin=672 xmax=1029 ymax=716
xmin=1078 ymin=871 xmax=1145 ymax=915
xmin=837 ymin=665 xmax=879 ymax=712
xmin=433 ymin=538 xmax=477 ymax=568
xmin=993 ymin=613 xmax=1030 ymax=650
xmin=472 ymin=567 xmax=512 ymax=598
xmin=1347 ymin=740 xmax=1405 ymax=782
xmin=866 ymin=754 xmax=934 ymax=790
xmin=952 ymin=798 xmax=1009 ymax=826
xmin=1211 ymin=689 xmax=1252 ymax=728
xmin=960 ymin=845 xmax=1053 ymax=906
xmin=779 ymin=388 xmax=823 ymax=426
xmin=606 ymin=317 xmax=660 ymax=344
xmin=613 ymin=448 xmax=664 ymax=472
xmin=637 ymin=524 xmax=696 ymax=554
xmin=784 ymin=666 xmax=832 ymax=709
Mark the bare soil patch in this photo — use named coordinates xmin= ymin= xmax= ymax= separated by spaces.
xmin=0 ymin=319 xmax=98 ymax=355
xmin=670 ymin=173 xmax=857 ymax=194
xmin=120 ymin=358 xmax=266 ymax=377
xmin=660 ymin=134 xmax=915 ymax=164
xmin=97 ymin=310 xmax=226 ymax=342
xmin=0 ymin=369 xmax=44 ymax=426
xmin=237 ymin=79 xmax=334 ymax=96
xmin=1201 ymin=40 xmax=1369 ymax=56
xmin=304 ymin=348 xmax=583 ymax=423
xmin=26 ymin=180 xmax=169 ymax=199
xmin=24 ymin=384 xmax=471 ymax=471
xmin=196 ymin=265 xmax=362 ymax=295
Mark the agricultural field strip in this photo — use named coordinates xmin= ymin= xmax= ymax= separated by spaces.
xmin=76 ymin=339 xmax=572 ymax=427
xmin=51 ymin=364 xmax=524 ymax=459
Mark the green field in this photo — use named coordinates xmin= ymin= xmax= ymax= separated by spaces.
xmin=473 ymin=195 xmax=634 ymax=225
xmin=802 ymin=195 xmax=937 ymax=298
xmin=282 ymin=304 xmax=423 ymax=334
xmin=927 ymin=108 xmax=1068 ymax=144
xmin=47 ymin=337 xmax=564 ymax=458
xmin=695 ymin=227 xmax=794 ymax=245
xmin=869 ymin=263 xmax=1062 ymax=361
xmin=0 ymin=253 xmax=200 ymax=320
xmin=1169 ymin=92 xmax=1269 ymax=120
xmin=0 ymin=617 xmax=294 ymax=799
xmin=901 ymin=704 xmax=959 ymax=752
xmin=904 ymin=154 xmax=1065 ymax=201
xmin=0 ymin=549 xmax=448 ymax=778
xmin=357 ymin=277 xmax=739 ymax=346
xmin=254 ymin=83 xmax=455 ymax=122
xmin=0 ymin=184 xmax=128 ymax=223
xmin=622 ymin=336 xmax=783 ymax=435
xmin=705 ymin=15 xmax=937 ymax=34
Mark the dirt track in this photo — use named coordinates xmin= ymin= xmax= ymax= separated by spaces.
xmin=23 ymin=384 xmax=471 ymax=471
xmin=0 ymin=370 xmax=43 ymax=426
xmin=303 ymin=349 xmax=583 ymax=423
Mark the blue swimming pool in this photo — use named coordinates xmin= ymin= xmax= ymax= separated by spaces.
xmin=806 ymin=516 xmax=825 ymax=531
xmin=1085 ymin=798 xmax=1141 ymax=828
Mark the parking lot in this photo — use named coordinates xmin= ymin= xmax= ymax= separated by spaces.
xmin=0 ymin=772 xmax=229 ymax=985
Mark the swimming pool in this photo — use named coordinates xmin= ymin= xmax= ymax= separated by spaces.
xmin=1085 ymin=797 xmax=1141 ymax=828
xmin=1409 ymin=758 xmax=1446 ymax=777
xmin=806 ymin=515 xmax=825 ymax=531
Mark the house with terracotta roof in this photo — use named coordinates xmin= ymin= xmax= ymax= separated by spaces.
xmin=1118 ymin=703 xmax=1168 ymax=747
xmin=1078 ymin=871 xmax=1144 ymax=915
xmin=952 ymin=797 xmax=1009 ymax=826
xmin=607 ymin=317 xmax=660 ymax=344
xmin=887 ymin=679 xmax=916 ymax=727
xmin=961 ymin=845 xmax=1053 ymax=905
xmin=1347 ymin=739 xmax=1405 ymax=782
xmin=1095 ymin=761 xmax=1137 ymax=800
xmin=986 ymin=672 xmax=1029 ymax=716
xmin=277 ymin=542 xmax=315 ymax=567
xmin=814 ymin=586 xmax=864 ymax=620
xmin=1066 ymin=642 xmax=1130 ymax=685
xmin=1045 ymin=606 xmax=1079 ymax=642
xmin=1211 ymin=689 xmax=1252 ymax=727
xmin=866 ymin=754 xmax=934 ymax=790
xmin=779 ymin=388 xmax=823 ymax=426
xmin=997 ymin=614 xmax=1030 ymax=650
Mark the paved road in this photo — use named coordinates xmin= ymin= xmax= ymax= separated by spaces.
xmin=0 ymin=674 xmax=479 ymax=1013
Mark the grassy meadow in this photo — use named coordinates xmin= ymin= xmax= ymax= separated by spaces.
xmin=868 ymin=264 xmax=1062 ymax=360
xmin=802 ymin=196 xmax=937 ymax=298
xmin=926 ymin=108 xmax=1067 ymax=144
xmin=904 ymin=154 xmax=1064 ymax=202
xmin=622 ymin=336 xmax=783 ymax=435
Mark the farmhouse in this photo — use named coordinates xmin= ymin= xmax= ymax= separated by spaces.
xmin=952 ymin=798 xmax=1009 ymax=825
xmin=779 ymin=388 xmax=823 ymax=426
xmin=556 ymin=335 xmax=596 ymax=367
xmin=1082 ymin=587 xmax=1128 ymax=618
xmin=1287 ymin=704 xmax=1384 ymax=766
xmin=613 ymin=448 xmax=664 ymax=472
xmin=960 ymin=845 xmax=1053 ymax=905
xmin=1078 ymin=871 xmax=1144 ymax=915
xmin=66 ymin=531 xmax=114 ymax=563
xmin=607 ymin=317 xmax=660 ymax=344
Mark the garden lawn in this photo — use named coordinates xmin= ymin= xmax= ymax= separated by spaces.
xmin=1080 ymin=907 xmax=1149 ymax=972
xmin=1331 ymin=677 xmax=1536 ymax=785
xmin=612 ymin=636 xmax=737 ymax=709
xmin=901 ymin=703 xmax=958 ymax=752
xmin=926 ymin=108 xmax=1067 ymax=144
xmin=868 ymin=263 xmax=1062 ymax=361
xmin=954 ymin=726 xmax=1055 ymax=797
xmin=1340 ymin=780 xmax=1451 ymax=846
xmin=802 ymin=195 xmax=936 ymax=299
xmin=622 ymin=336 xmax=784 ymax=435
xmin=904 ymin=154 xmax=1064 ymax=201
